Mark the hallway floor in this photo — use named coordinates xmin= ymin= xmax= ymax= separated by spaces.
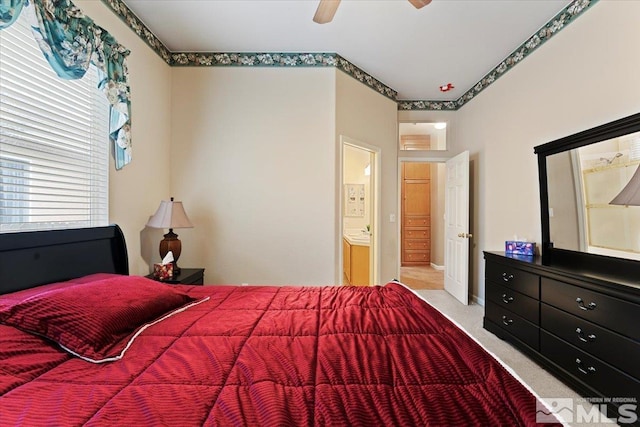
xmin=400 ymin=265 xmax=444 ymax=290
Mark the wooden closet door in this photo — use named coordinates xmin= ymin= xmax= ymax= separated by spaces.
xmin=404 ymin=182 xmax=430 ymax=216
xmin=404 ymin=162 xmax=430 ymax=179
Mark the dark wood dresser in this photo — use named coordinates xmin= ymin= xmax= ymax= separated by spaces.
xmin=484 ymin=251 xmax=640 ymax=420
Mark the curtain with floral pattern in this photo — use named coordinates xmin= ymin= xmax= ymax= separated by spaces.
xmin=0 ymin=0 xmax=131 ymax=169
xmin=0 ymin=0 xmax=24 ymax=29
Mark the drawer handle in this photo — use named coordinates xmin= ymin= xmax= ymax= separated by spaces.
xmin=576 ymin=297 xmax=597 ymax=311
xmin=576 ymin=327 xmax=596 ymax=343
xmin=502 ymin=273 xmax=514 ymax=282
xmin=576 ymin=358 xmax=596 ymax=375
xmin=501 ymin=315 xmax=513 ymax=326
xmin=501 ymin=294 xmax=514 ymax=304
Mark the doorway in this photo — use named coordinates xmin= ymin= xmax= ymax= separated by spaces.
xmin=340 ymin=137 xmax=379 ymax=286
xmin=399 ymin=160 xmax=445 ymax=290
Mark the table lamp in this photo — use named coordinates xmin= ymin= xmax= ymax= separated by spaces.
xmin=146 ymin=197 xmax=193 ymax=274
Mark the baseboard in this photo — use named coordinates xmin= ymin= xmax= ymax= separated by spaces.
xmin=430 ymin=263 xmax=444 ymax=270
xmin=471 ymin=294 xmax=485 ymax=306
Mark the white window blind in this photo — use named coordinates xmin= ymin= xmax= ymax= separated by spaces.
xmin=0 ymin=12 xmax=109 ymax=233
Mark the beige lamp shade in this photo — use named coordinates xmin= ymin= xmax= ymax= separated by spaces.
xmin=610 ymin=166 xmax=640 ymax=206
xmin=146 ymin=198 xmax=194 ymax=229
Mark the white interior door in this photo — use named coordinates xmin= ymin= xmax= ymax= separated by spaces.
xmin=444 ymin=151 xmax=470 ymax=305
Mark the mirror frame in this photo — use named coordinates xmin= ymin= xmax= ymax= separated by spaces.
xmin=534 ymin=112 xmax=640 ymax=280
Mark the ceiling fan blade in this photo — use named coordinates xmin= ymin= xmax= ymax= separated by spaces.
xmin=408 ymin=0 xmax=432 ymax=9
xmin=313 ymin=0 xmax=341 ymax=24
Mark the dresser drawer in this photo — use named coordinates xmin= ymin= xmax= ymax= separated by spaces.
xmin=404 ymin=229 xmax=430 ymax=239
xmin=486 ymin=282 xmax=539 ymax=324
xmin=404 ymin=239 xmax=429 ymax=250
xmin=486 ymin=301 xmax=539 ymax=350
xmin=541 ymin=304 xmax=640 ymax=380
xmin=541 ymin=331 xmax=640 ymax=402
xmin=541 ymin=278 xmax=640 ymax=341
xmin=403 ymin=251 xmax=430 ymax=263
xmin=404 ymin=215 xmax=429 ymax=227
xmin=485 ymin=261 xmax=539 ymax=299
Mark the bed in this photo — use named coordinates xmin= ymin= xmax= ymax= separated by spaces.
xmin=0 ymin=225 xmax=560 ymax=425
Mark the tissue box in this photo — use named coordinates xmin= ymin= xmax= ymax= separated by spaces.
xmin=153 ymin=263 xmax=174 ymax=281
xmin=505 ymin=241 xmax=535 ymax=256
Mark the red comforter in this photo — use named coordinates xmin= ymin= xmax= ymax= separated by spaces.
xmin=0 ymin=282 xmax=553 ymax=426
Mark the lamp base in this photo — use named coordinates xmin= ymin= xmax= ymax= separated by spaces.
xmin=159 ymin=229 xmax=182 ymax=276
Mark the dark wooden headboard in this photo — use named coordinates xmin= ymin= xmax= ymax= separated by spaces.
xmin=0 ymin=225 xmax=129 ymax=295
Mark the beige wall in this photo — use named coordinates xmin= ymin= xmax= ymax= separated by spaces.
xmin=335 ymin=71 xmax=399 ymax=283
xmin=76 ymin=1 xmax=173 ymax=276
xmin=171 ymin=67 xmax=338 ymax=285
xmin=170 ymin=68 xmax=398 ymax=285
xmin=456 ymin=0 xmax=640 ymax=303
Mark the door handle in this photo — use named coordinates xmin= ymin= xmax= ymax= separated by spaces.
xmin=457 ymin=232 xmax=473 ymax=238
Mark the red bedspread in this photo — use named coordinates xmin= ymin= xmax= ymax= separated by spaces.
xmin=0 ymin=282 xmax=554 ymax=426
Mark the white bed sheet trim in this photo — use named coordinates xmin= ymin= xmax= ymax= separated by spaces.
xmin=61 ymin=296 xmax=211 ymax=364
xmin=390 ymin=280 xmax=570 ymax=427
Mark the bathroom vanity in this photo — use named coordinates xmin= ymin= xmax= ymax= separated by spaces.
xmin=343 ymin=235 xmax=370 ymax=286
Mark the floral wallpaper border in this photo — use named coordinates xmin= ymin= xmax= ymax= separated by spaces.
xmin=100 ymin=0 xmax=596 ymax=111
xmin=169 ymin=52 xmax=398 ymax=100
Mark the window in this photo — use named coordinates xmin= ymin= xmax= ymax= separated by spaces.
xmin=399 ymin=122 xmax=448 ymax=151
xmin=0 ymin=12 xmax=109 ymax=233
xmin=0 ymin=156 xmax=29 ymax=223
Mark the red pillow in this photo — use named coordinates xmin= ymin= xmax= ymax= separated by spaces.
xmin=0 ymin=275 xmax=199 ymax=362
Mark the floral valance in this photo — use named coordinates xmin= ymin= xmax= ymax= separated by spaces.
xmin=0 ymin=0 xmax=131 ymax=169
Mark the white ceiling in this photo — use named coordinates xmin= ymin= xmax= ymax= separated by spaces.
xmin=121 ymin=0 xmax=572 ymax=101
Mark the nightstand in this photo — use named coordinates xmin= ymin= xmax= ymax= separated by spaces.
xmin=146 ymin=268 xmax=205 ymax=285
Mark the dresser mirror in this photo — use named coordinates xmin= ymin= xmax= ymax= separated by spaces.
xmin=546 ymin=129 xmax=640 ymax=259
xmin=535 ymin=112 xmax=640 ymax=276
